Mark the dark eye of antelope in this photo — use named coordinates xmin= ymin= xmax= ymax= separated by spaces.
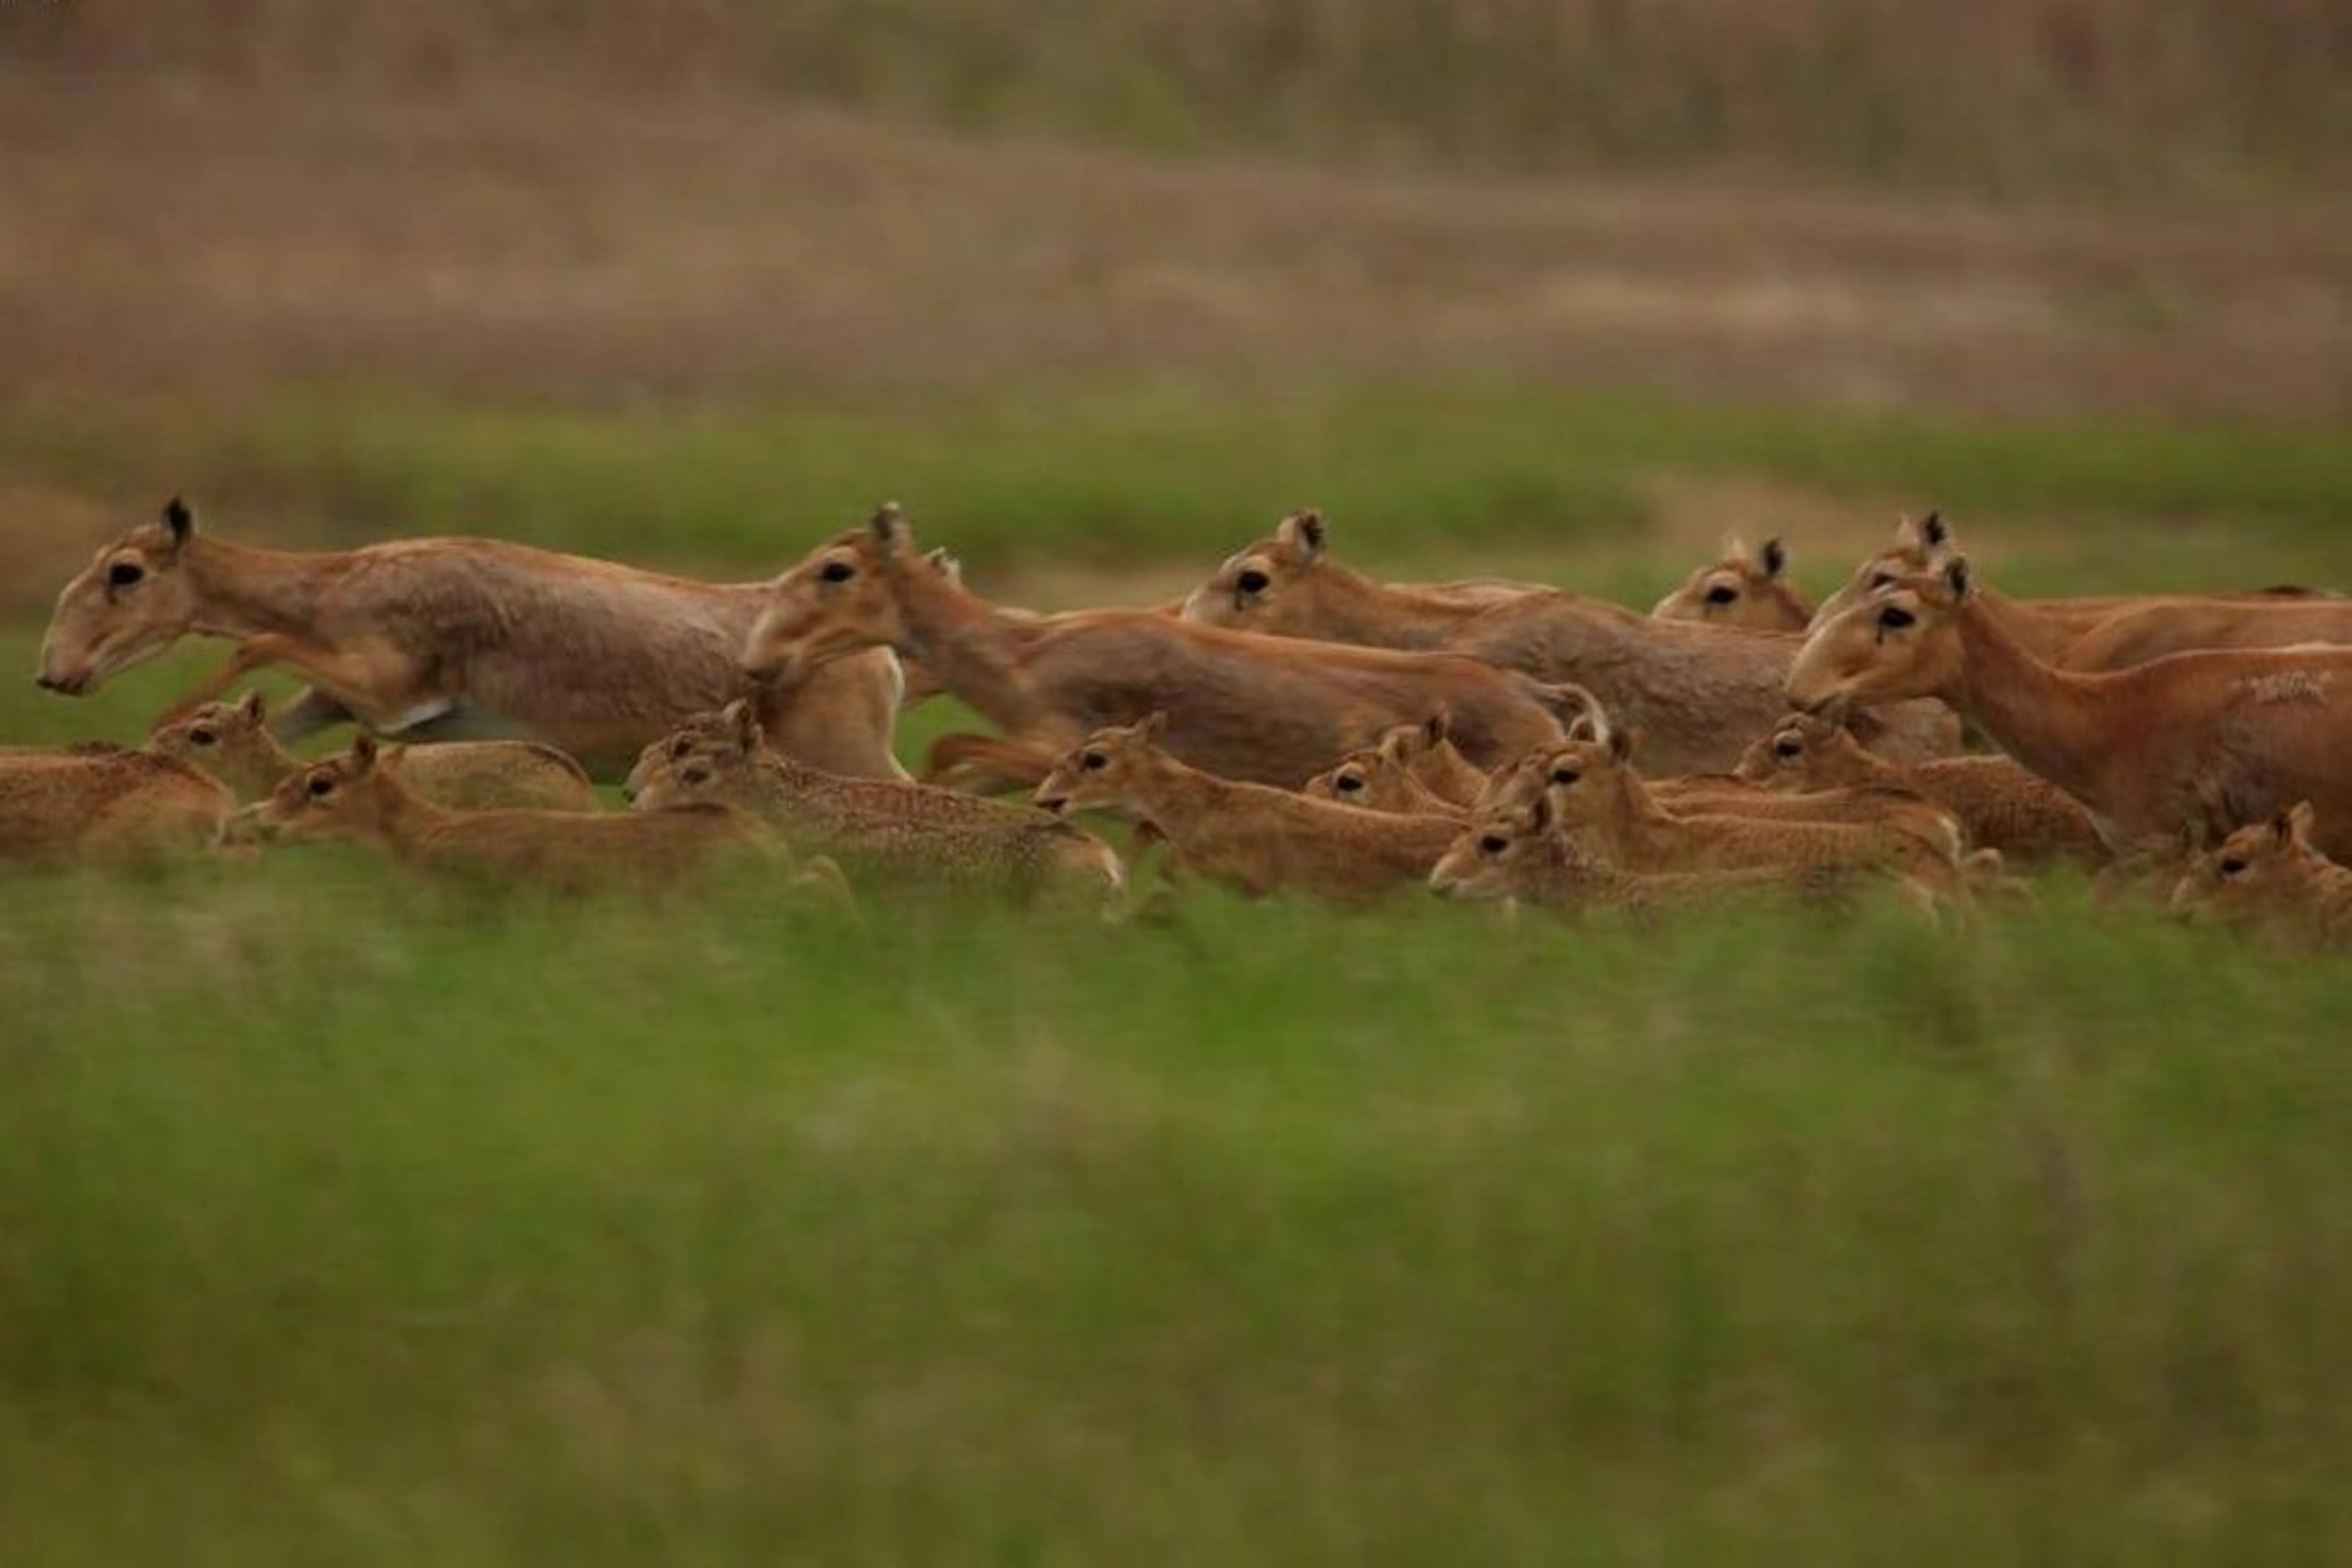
xmin=681 ymin=764 xmax=712 ymax=787
xmin=2220 ymin=857 xmax=2249 ymax=878
xmin=670 ymin=736 xmax=695 ymax=761
xmin=1479 ymin=834 xmax=1509 ymax=855
xmin=1081 ymin=751 xmax=1107 ymax=771
xmin=1704 ymin=584 xmax=1738 ymax=606
xmin=1236 ymin=568 xmax=1270 ymax=595
xmin=188 ymin=727 xmax=217 ymax=748
xmin=1878 ymin=604 xmax=1916 ymax=631
xmin=1336 ymin=774 xmax=1363 ymax=793
xmin=108 ymin=561 xmax=145 ymax=589
xmin=1773 ymin=737 xmax=1802 ymax=760
xmin=305 ymin=775 xmax=335 ymax=798
xmin=1550 ymin=768 xmax=1581 ymax=786
xmin=819 ymin=560 xmax=855 ymax=584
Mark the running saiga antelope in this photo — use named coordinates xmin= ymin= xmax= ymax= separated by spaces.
xmin=2168 ymin=803 xmax=2352 ymax=949
xmin=149 ymin=690 xmax=597 ymax=810
xmin=1482 ymin=728 xmax=1963 ymax=884
xmin=1429 ymin=795 xmax=1905 ymax=918
xmin=740 ymin=505 xmax=1584 ymax=789
xmin=36 ymin=498 xmax=906 ymax=781
xmin=1810 ymin=512 xmax=2337 ymax=659
xmin=1303 ymin=745 xmax=1469 ymax=819
xmin=625 ymin=700 xmax=1124 ymax=902
xmin=0 ymin=745 xmax=234 ymax=866
xmin=239 ymin=735 xmax=776 ymax=893
xmin=1788 ymin=557 xmax=2352 ymax=860
xmin=1178 ymin=510 xmax=1959 ymax=774
xmin=1030 ymin=714 xmax=1461 ymax=902
xmin=1734 ymin=711 xmax=2104 ymax=868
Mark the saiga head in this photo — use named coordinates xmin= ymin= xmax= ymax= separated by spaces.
xmin=742 ymin=503 xmax=927 ymax=690
xmin=1653 ymin=537 xmax=1804 ymax=629
xmin=38 ymin=497 xmax=205 ymax=695
xmin=1179 ymin=510 xmax=1330 ymax=631
xmin=1807 ymin=512 xmax=1953 ymax=632
xmin=1032 ymin=713 xmax=1171 ymax=817
xmin=1787 ymin=557 xmax=1976 ymax=715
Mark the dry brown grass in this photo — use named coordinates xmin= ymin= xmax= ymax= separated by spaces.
xmin=2 ymin=71 xmax=2347 ymax=427
xmin=9 ymin=0 xmax=2348 ymax=195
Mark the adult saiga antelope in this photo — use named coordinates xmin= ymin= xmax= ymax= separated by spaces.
xmin=739 ymin=504 xmax=1585 ymax=789
xmin=36 ymin=498 xmax=907 ymax=781
xmin=1178 ymin=509 xmax=1959 ymax=773
xmin=1810 ymin=512 xmax=2339 ymax=660
xmin=1789 ymin=556 xmax=2352 ymax=861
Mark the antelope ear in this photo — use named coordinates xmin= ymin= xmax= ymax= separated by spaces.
xmin=924 ymin=546 xmax=964 ymax=586
xmin=720 ymin=697 xmax=762 ymax=750
xmin=1422 ymin=709 xmax=1449 ymax=746
xmin=1942 ymin=555 xmax=1973 ymax=601
xmin=161 ymin=496 xmax=195 ymax=550
xmin=2284 ymin=801 xmax=2317 ymax=846
xmin=1920 ymin=510 xmax=1950 ymax=550
xmin=1760 ymin=537 xmax=1788 ymax=579
xmin=868 ymin=501 xmax=912 ymax=552
xmin=1549 ymin=682 xmax=1605 ymax=742
xmin=236 ymin=689 xmax=267 ymax=723
xmin=349 ymin=733 xmax=379 ymax=773
xmin=1528 ymin=793 xmax=1553 ymax=832
xmin=1279 ymin=509 xmax=1327 ymax=561
xmin=1137 ymin=710 xmax=1170 ymax=744
xmin=1607 ymin=726 xmax=1636 ymax=764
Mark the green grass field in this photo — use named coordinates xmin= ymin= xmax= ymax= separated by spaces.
xmin=3 ymin=864 xmax=2349 ymax=1564
xmin=4 ymin=385 xmax=2351 ymax=1562
xmin=9 ymin=383 xmax=2352 ymax=599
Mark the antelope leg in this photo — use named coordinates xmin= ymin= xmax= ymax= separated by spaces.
xmin=922 ymin=732 xmax=1063 ymax=795
xmin=267 ymin=686 xmax=356 ymax=742
xmin=160 ymin=632 xmax=446 ymax=737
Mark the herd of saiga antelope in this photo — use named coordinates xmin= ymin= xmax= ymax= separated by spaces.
xmin=12 ymin=497 xmax=2352 ymax=945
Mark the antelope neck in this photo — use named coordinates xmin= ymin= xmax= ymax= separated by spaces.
xmin=1947 ymin=597 xmax=2108 ymax=806
xmin=183 ymin=537 xmax=336 ymax=640
xmin=1115 ymin=753 xmax=1227 ymax=836
xmin=368 ymin=772 xmax=457 ymax=851
xmin=885 ymin=559 xmax=1040 ymax=729
xmin=1613 ymin=771 xmax=1684 ymax=858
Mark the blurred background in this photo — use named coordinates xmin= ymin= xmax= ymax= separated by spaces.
xmin=2 ymin=0 xmax=2348 ymax=706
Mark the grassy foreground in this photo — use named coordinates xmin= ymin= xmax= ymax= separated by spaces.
xmin=1 ymin=863 xmax=2348 ymax=1564
xmin=3 ymin=373 xmax=2349 ymax=1561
